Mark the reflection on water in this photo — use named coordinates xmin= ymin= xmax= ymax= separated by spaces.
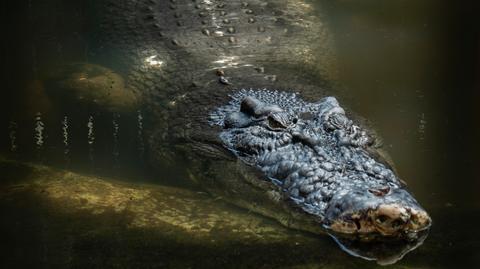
xmin=0 ymin=0 xmax=478 ymax=268
xmin=331 ymin=231 xmax=429 ymax=266
xmin=144 ymin=55 xmax=164 ymax=68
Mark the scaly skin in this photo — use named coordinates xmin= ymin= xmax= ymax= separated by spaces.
xmin=210 ymin=90 xmax=431 ymax=239
xmin=92 ymin=0 xmax=431 ymax=263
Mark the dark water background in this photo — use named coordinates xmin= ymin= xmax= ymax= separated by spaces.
xmin=0 ymin=0 xmax=479 ymax=268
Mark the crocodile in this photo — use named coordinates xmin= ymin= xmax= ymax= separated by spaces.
xmin=45 ymin=0 xmax=432 ymax=263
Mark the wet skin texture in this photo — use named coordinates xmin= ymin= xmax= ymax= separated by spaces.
xmin=211 ymin=90 xmax=431 ymax=240
xmin=93 ymin=0 xmax=432 ymax=262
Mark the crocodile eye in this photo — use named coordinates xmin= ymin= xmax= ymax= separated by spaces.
xmin=267 ymin=116 xmax=286 ymax=129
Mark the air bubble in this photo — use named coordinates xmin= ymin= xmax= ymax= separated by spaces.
xmin=62 ymin=116 xmax=69 ymax=155
xmin=34 ymin=112 xmax=45 ymax=149
xmin=8 ymin=121 xmax=17 ymax=153
xmin=137 ymin=110 xmax=145 ymax=157
xmin=87 ymin=115 xmax=95 ymax=164
xmin=112 ymin=114 xmax=120 ymax=162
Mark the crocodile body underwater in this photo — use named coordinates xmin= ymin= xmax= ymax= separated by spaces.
xmin=48 ymin=0 xmax=432 ymax=264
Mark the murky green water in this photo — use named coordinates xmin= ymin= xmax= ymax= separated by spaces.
xmin=0 ymin=0 xmax=478 ymax=268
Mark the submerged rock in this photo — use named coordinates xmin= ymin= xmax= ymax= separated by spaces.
xmin=45 ymin=63 xmax=139 ymax=113
xmin=0 ymin=158 xmax=295 ymax=242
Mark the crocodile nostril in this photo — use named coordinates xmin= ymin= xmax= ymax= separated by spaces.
xmin=371 ymin=204 xmax=412 ymax=234
xmin=374 ymin=214 xmax=406 ymax=232
xmin=375 ymin=214 xmax=389 ymax=224
xmin=354 ymin=219 xmax=361 ymax=230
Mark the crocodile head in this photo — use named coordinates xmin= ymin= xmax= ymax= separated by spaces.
xmin=210 ymin=90 xmax=431 ymax=243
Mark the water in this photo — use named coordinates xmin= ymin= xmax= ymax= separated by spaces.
xmin=0 ymin=0 xmax=479 ymax=268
